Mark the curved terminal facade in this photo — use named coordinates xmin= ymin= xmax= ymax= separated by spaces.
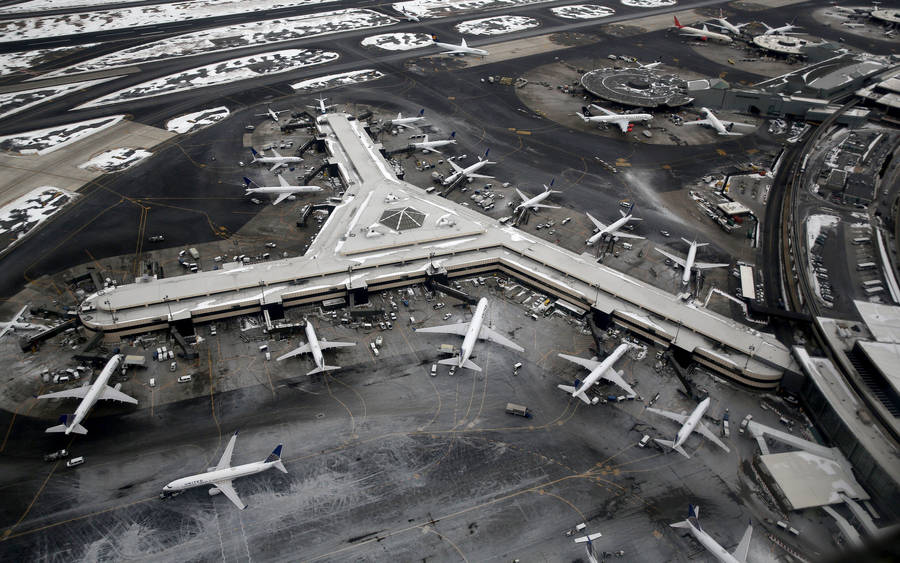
xmin=80 ymin=113 xmax=796 ymax=387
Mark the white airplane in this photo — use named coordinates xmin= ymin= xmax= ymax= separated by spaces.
xmin=647 ymin=397 xmax=730 ymax=457
xmin=514 ymin=179 xmax=560 ymax=213
xmin=709 ymin=16 xmax=749 ymax=35
xmin=243 ymin=176 xmax=322 ymax=205
xmin=433 ymin=37 xmax=489 ymax=57
xmin=308 ymin=96 xmax=335 ymax=115
xmin=277 ymin=320 xmax=355 ymax=376
xmin=249 ymin=147 xmax=303 ymax=173
xmin=671 ymin=505 xmax=752 ymax=563
xmin=573 ymin=527 xmax=604 ymax=563
xmin=635 ymin=59 xmax=662 ymax=69
xmin=397 ymin=7 xmax=419 ymax=21
xmin=162 ymin=431 xmax=287 ymax=510
xmin=442 ymin=150 xmax=494 ymax=186
xmin=761 ymin=21 xmax=801 ymax=36
xmin=255 ymin=105 xmax=288 ymax=122
xmin=391 ymin=109 xmax=426 ymax=129
xmin=415 ymin=297 xmax=523 ymax=372
xmin=576 ymin=105 xmax=653 ymax=133
xmin=38 ymin=354 xmax=137 ymax=435
xmin=683 ymin=107 xmax=755 ymax=136
xmin=585 ymin=209 xmax=643 ymax=245
xmin=673 ymin=16 xmax=733 ymax=43
xmin=410 ymin=131 xmax=456 ymax=154
xmin=0 ymin=304 xmax=41 ymax=338
xmin=656 ymin=238 xmax=729 ymax=287
xmin=557 ymin=342 xmax=636 ymax=403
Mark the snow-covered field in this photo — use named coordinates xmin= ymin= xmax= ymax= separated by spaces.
xmin=0 ymin=115 xmax=124 ymax=155
xmin=44 ymin=9 xmax=395 ymax=77
xmin=393 ymin=0 xmax=555 ymax=19
xmin=0 ymin=0 xmax=337 ymax=41
xmin=550 ymin=4 xmax=615 ymax=19
xmin=361 ymin=32 xmax=433 ymax=51
xmin=620 ymin=0 xmax=676 ymax=7
xmin=79 ymin=148 xmax=152 ymax=171
xmin=0 ymin=43 xmax=98 ymax=76
xmin=0 ymin=78 xmax=111 ymax=120
xmin=166 ymin=107 xmax=230 ymax=134
xmin=0 ymin=187 xmax=74 ymax=253
xmin=456 ymin=15 xmax=539 ymax=35
xmin=291 ymin=69 xmax=384 ymax=91
xmin=79 ymin=49 xmax=338 ymax=108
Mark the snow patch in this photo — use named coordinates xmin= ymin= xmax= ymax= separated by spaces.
xmin=0 ymin=43 xmax=98 ymax=76
xmin=291 ymin=69 xmax=384 ymax=91
xmin=0 ymin=114 xmax=124 ymax=155
xmin=0 ymin=78 xmax=112 ymax=120
xmin=361 ymin=32 xmax=433 ymax=51
xmin=620 ymin=0 xmax=676 ymax=6
xmin=550 ymin=4 xmax=615 ymax=19
xmin=79 ymin=148 xmax=152 ymax=171
xmin=393 ymin=0 xmax=557 ymax=19
xmin=0 ymin=187 xmax=75 ymax=253
xmin=456 ymin=15 xmax=539 ymax=35
xmin=166 ymin=107 xmax=230 ymax=134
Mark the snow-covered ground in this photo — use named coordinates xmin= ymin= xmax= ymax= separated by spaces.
xmin=0 ymin=187 xmax=75 ymax=253
xmin=620 ymin=0 xmax=676 ymax=7
xmin=550 ymin=4 xmax=615 ymax=19
xmin=291 ymin=69 xmax=384 ymax=91
xmin=79 ymin=148 xmax=152 ymax=171
xmin=79 ymin=49 xmax=338 ymax=108
xmin=393 ymin=0 xmax=555 ymax=19
xmin=44 ymin=9 xmax=395 ymax=77
xmin=456 ymin=15 xmax=539 ymax=35
xmin=0 ymin=78 xmax=111 ymax=120
xmin=0 ymin=0 xmax=336 ymax=41
xmin=0 ymin=115 xmax=124 ymax=155
xmin=0 ymin=43 xmax=98 ymax=76
xmin=166 ymin=107 xmax=230 ymax=134
xmin=361 ymin=32 xmax=433 ymax=51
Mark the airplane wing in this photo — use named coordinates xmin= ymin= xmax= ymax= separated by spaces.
xmin=695 ymin=421 xmax=731 ymax=453
xmin=531 ymin=203 xmax=560 ymax=209
xmin=272 ymin=193 xmax=291 ymax=206
xmin=448 ymin=160 xmax=464 ymax=173
xmin=317 ymin=340 xmax=356 ymax=350
xmin=515 ymin=189 xmax=528 ymax=202
xmin=416 ymin=322 xmax=470 ymax=337
xmin=0 ymin=305 xmax=28 ymax=338
xmin=720 ymin=120 xmax=756 ymax=130
xmin=276 ymin=343 xmax=312 ymax=361
xmin=611 ymin=230 xmax=644 ymax=240
xmin=277 ymin=175 xmax=289 ymax=188
xmin=558 ymin=353 xmax=601 ymax=371
xmin=655 ymin=248 xmax=686 ymax=267
xmin=586 ymin=213 xmax=607 ymax=231
xmin=479 ymin=325 xmax=524 ymax=352
xmin=0 ymin=323 xmax=13 ymax=339
xmin=37 ymin=386 xmax=91 ymax=400
xmin=602 ymin=368 xmax=636 ymax=397
xmin=216 ymin=432 xmax=238 ymax=470
xmin=646 ymin=407 xmax=689 ymax=425
xmin=269 ymin=162 xmax=286 ymax=173
xmin=683 ymin=119 xmax=713 ymax=127
xmin=590 ymin=105 xmax=615 ymax=116
xmin=467 ymin=173 xmax=493 ymax=179
xmin=694 ymin=260 xmax=729 ymax=270
xmin=212 ymin=479 xmax=246 ymax=510
xmin=615 ymin=119 xmax=629 ymax=134
xmin=271 ymin=149 xmax=283 ymax=159
xmin=99 ymin=386 xmax=138 ymax=404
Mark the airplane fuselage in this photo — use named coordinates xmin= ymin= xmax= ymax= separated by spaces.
xmin=682 ymin=241 xmax=699 ymax=285
xmin=254 ymin=156 xmax=302 ymax=166
xmin=393 ymin=116 xmax=425 ymax=127
xmin=444 ymin=160 xmax=490 ymax=185
xmin=413 ymin=139 xmax=456 ymax=152
xmin=587 ymin=214 xmax=632 ymax=245
xmin=516 ymin=190 xmax=552 ymax=212
xmin=245 ymin=186 xmax=321 ymax=195
xmin=573 ymin=343 xmax=630 ymax=397
xmin=679 ymin=25 xmax=732 ymax=43
xmin=163 ymin=459 xmax=278 ymax=492
xmin=458 ymin=298 xmax=488 ymax=367
xmin=434 ymin=41 xmax=488 ymax=56
xmin=306 ymin=322 xmax=325 ymax=370
xmin=673 ymin=397 xmax=710 ymax=450
xmin=68 ymin=354 xmax=122 ymax=435
xmin=684 ymin=518 xmax=741 ymax=563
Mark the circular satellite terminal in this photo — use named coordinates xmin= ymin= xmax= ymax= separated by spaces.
xmin=871 ymin=9 xmax=900 ymax=25
xmin=752 ymin=34 xmax=810 ymax=55
xmin=580 ymin=68 xmax=691 ymax=108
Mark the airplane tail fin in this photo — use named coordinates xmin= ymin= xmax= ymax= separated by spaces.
xmin=243 ymin=177 xmax=256 ymax=187
xmin=654 ymin=439 xmax=690 ymax=458
xmin=265 ymin=444 xmax=288 ymax=473
xmin=46 ymin=414 xmax=87 ymax=435
xmin=449 ymin=131 xmax=456 ymax=139
xmin=418 ymin=109 xmax=425 ymax=117
xmin=307 ymin=365 xmax=341 ymax=376
xmin=674 ymin=15 xmax=684 ymax=28
xmin=250 ymin=148 xmax=259 ymax=158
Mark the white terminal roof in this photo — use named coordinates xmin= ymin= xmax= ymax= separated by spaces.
xmin=758 ymin=450 xmax=869 ymax=510
xmin=854 ymin=300 xmax=900 ymax=343
xmin=718 ymin=201 xmax=751 ymax=216
xmin=81 ymin=113 xmax=794 ymax=378
xmin=857 ymin=341 xmax=900 ymax=397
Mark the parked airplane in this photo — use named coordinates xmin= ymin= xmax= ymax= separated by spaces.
xmin=683 ymin=107 xmax=755 ymax=136
xmin=634 ymin=59 xmax=662 ymax=69
xmin=38 ymin=354 xmax=137 ymax=435
xmin=433 ymin=37 xmax=489 ymax=57
xmin=671 ymin=505 xmax=752 ymax=563
xmin=243 ymin=176 xmax=322 ymax=205
xmin=576 ymin=105 xmax=653 ymax=133
xmin=397 ymin=7 xmax=419 ymax=21
xmin=761 ymin=21 xmax=801 ymax=35
xmin=573 ymin=527 xmax=604 ymax=563
xmin=443 ymin=150 xmax=494 ymax=185
xmin=709 ymin=15 xmax=749 ymax=35
xmin=410 ymin=132 xmax=456 ymax=153
xmin=647 ymin=397 xmax=730 ymax=457
xmin=673 ymin=16 xmax=733 ymax=43
xmin=249 ymin=147 xmax=303 ymax=173
xmin=585 ymin=209 xmax=643 ymax=245
xmin=514 ymin=179 xmax=560 ymax=213
xmin=162 ymin=431 xmax=287 ymax=510
xmin=256 ymin=105 xmax=288 ymax=122
xmin=277 ymin=321 xmax=355 ymax=375
xmin=308 ymin=96 xmax=335 ymax=114
xmin=0 ymin=304 xmax=41 ymax=338
xmin=416 ymin=297 xmax=523 ymax=371
xmin=655 ymin=238 xmax=729 ymax=287
xmin=391 ymin=109 xmax=426 ymax=129
xmin=558 ymin=342 xmax=637 ymax=402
